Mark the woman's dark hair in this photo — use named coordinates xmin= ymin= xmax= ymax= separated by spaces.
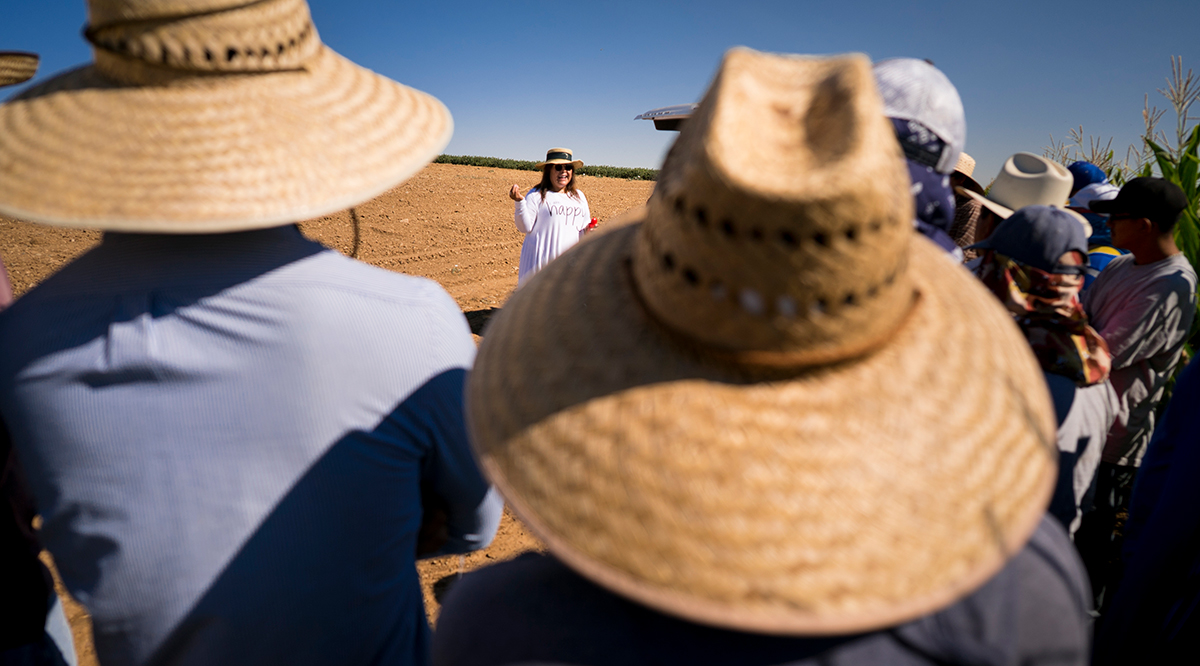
xmin=534 ymin=164 xmax=580 ymax=202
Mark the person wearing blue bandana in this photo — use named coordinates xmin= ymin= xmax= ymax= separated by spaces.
xmin=874 ymin=59 xmax=967 ymax=260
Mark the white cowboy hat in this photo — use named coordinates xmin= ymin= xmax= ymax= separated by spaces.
xmin=960 ymin=153 xmax=1073 ymax=220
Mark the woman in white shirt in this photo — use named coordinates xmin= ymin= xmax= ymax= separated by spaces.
xmin=508 ymin=148 xmax=591 ymax=286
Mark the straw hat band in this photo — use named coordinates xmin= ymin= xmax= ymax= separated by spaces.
xmin=545 ymin=151 xmax=573 ymax=162
xmin=85 ymin=0 xmax=318 ymax=75
xmin=469 ymin=224 xmax=1057 ymax=634
xmin=634 ymin=195 xmax=916 ymax=363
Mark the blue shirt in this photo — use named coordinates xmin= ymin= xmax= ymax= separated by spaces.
xmin=434 ymin=518 xmax=1092 ymax=666
xmin=1095 ymin=359 xmax=1200 ymax=663
xmin=0 ymin=226 xmax=501 ymax=666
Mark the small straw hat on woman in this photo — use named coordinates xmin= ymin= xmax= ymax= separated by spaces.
xmin=0 ymin=0 xmax=452 ymax=233
xmin=0 ymin=51 xmax=38 ymax=87
xmin=468 ymin=48 xmax=1057 ymax=635
xmin=534 ymin=147 xmax=584 ymax=170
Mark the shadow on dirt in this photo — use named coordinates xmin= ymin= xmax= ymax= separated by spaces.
xmin=464 ymin=308 xmax=501 ymax=336
xmin=433 ymin=572 xmax=463 ymax=604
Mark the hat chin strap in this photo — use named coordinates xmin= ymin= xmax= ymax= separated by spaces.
xmin=87 ymin=0 xmax=320 ymax=80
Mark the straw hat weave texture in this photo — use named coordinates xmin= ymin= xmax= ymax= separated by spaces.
xmin=634 ymin=51 xmax=915 ymax=362
xmin=0 ymin=0 xmax=451 ymax=232
xmin=468 ymin=48 xmax=1058 ymax=635
xmin=955 ymin=152 xmax=976 ymax=178
xmin=0 ymin=52 xmax=39 ymax=87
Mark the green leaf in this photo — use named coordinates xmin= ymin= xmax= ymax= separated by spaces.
xmin=1148 ymin=138 xmax=1178 ymax=180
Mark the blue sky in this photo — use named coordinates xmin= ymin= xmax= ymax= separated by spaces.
xmin=4 ymin=1 xmax=1199 ymax=182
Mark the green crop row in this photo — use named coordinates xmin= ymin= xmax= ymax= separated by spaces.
xmin=434 ymin=154 xmax=658 ymax=181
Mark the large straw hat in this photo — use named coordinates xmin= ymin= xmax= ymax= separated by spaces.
xmin=468 ymin=48 xmax=1057 ymax=635
xmin=960 ymin=152 xmax=1072 ymax=220
xmin=0 ymin=0 xmax=452 ymax=233
xmin=0 ymin=51 xmax=38 ymax=87
xmin=534 ymin=147 xmax=584 ymax=170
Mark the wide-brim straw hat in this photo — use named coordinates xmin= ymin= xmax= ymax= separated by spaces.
xmin=0 ymin=0 xmax=452 ymax=233
xmin=468 ymin=48 xmax=1057 ymax=635
xmin=959 ymin=152 xmax=1072 ymax=220
xmin=534 ymin=147 xmax=584 ymax=170
xmin=954 ymin=152 xmax=984 ymax=195
xmin=0 ymin=51 xmax=39 ymax=88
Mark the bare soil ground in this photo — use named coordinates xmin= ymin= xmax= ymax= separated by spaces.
xmin=1 ymin=162 xmax=656 ymax=665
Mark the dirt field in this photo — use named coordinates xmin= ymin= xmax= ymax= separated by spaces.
xmin=1 ymin=162 xmax=656 ymax=665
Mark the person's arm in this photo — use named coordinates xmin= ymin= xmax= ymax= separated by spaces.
xmin=0 ymin=255 xmax=12 ymax=310
xmin=513 ymin=188 xmax=539 ymax=234
xmin=408 ymin=369 xmax=501 ymax=558
xmin=576 ymin=191 xmax=591 ymax=238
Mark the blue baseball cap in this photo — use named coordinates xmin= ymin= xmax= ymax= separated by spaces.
xmin=968 ymin=205 xmax=1090 ymax=274
xmin=1067 ymin=161 xmax=1108 ymax=195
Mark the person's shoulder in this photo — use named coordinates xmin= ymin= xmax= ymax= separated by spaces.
xmin=439 ymin=553 xmax=583 ymax=620
xmin=1102 ymin=252 xmax=1137 ymax=273
xmin=282 ymin=252 xmax=471 ymax=335
xmin=1139 ymin=253 xmax=1199 ymax=297
xmin=1164 ymin=252 xmax=1198 ymax=281
xmin=897 ymin=517 xmax=1091 ymax=661
xmin=1004 ymin=517 xmax=1091 ymax=604
xmin=296 ymin=251 xmax=453 ymax=304
xmin=434 ymin=554 xmax=592 ymax=666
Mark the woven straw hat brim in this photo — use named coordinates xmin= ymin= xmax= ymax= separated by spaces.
xmin=468 ymin=221 xmax=1057 ymax=635
xmin=0 ymin=52 xmax=39 ymax=87
xmin=0 ymin=47 xmax=451 ymax=232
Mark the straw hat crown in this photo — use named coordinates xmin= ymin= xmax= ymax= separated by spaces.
xmin=85 ymin=0 xmax=320 ymax=78
xmin=633 ymin=49 xmax=915 ymax=364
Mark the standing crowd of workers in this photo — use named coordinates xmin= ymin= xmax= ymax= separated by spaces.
xmin=2 ymin=2 xmax=1198 ymax=666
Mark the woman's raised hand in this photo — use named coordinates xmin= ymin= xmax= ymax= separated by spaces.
xmin=508 ymin=184 xmax=524 ymax=201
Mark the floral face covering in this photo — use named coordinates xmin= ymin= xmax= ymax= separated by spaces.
xmin=977 ymin=251 xmax=1111 ymax=386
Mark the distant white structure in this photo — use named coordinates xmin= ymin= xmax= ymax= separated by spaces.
xmin=634 ymin=103 xmax=697 ymax=131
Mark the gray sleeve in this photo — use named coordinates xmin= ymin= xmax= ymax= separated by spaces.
xmin=1095 ymin=276 xmax=1191 ymax=369
xmin=894 ymin=517 xmax=1092 ymax=665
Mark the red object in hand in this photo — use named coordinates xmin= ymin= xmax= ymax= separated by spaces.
xmin=586 ymin=217 xmax=598 ymax=232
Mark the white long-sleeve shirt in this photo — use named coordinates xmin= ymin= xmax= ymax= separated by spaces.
xmin=514 ymin=188 xmax=590 ymax=286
